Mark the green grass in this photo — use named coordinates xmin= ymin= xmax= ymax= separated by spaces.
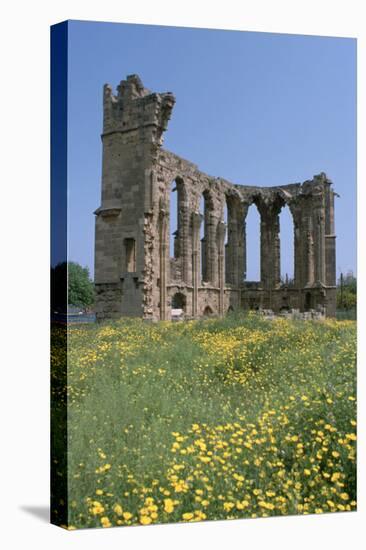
xmin=51 ymin=313 xmax=357 ymax=529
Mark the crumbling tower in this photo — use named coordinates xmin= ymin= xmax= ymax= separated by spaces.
xmin=94 ymin=75 xmax=175 ymax=319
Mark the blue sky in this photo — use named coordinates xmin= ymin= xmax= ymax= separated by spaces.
xmin=67 ymin=20 xmax=356 ymax=280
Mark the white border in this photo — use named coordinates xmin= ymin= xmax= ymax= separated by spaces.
xmin=1 ymin=1 xmax=364 ymax=549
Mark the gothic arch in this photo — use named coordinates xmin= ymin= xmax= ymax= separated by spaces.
xmin=169 ymin=176 xmax=187 ymax=260
xmin=199 ymin=189 xmax=216 ymax=283
xmin=243 ymin=200 xmax=261 ymax=282
xmin=203 ymin=305 xmax=214 ymax=317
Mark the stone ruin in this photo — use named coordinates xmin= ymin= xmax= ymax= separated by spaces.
xmin=94 ymin=75 xmax=337 ymax=321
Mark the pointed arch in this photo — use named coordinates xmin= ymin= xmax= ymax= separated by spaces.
xmin=279 ymin=204 xmax=295 ymax=286
xmin=199 ymin=189 xmax=215 ymax=283
xmin=169 ymin=177 xmax=187 ymax=260
xmin=244 ymin=202 xmax=261 ymax=282
xmin=203 ymin=305 xmax=214 ymax=317
xmin=169 ymin=180 xmax=178 ymax=258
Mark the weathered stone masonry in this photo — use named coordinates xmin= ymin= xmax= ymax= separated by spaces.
xmin=94 ymin=75 xmax=337 ymax=321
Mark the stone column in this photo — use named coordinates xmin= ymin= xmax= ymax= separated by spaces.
xmin=314 ymin=198 xmax=326 ymax=285
xmin=207 ymin=212 xmax=219 ymax=286
xmin=325 ymin=185 xmax=336 ymax=287
xmin=260 ymin=215 xmax=268 ymax=288
xmin=258 ymin=204 xmax=281 ymax=308
xmin=159 ymin=209 xmax=168 ymax=320
xmin=299 ymin=202 xmax=315 ymax=288
xmin=272 ymin=212 xmax=281 ymax=288
xmin=292 ymin=210 xmax=302 ymax=288
xmin=180 ymin=202 xmax=190 ymax=284
xmin=241 ymin=220 xmax=246 ymax=282
xmin=217 ymin=221 xmax=226 ymax=315
xmin=192 ymin=212 xmax=203 ymax=317
xmin=260 ymin=207 xmax=275 ymax=289
xmin=226 ymin=201 xmax=238 ymax=285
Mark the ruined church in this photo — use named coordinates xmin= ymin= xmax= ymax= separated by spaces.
xmin=94 ymin=75 xmax=337 ymax=321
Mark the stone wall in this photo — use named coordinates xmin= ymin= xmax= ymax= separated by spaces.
xmin=95 ymin=75 xmax=337 ymax=321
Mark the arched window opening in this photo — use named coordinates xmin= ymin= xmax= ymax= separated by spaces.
xmin=171 ymin=292 xmax=186 ymax=321
xmin=223 ymin=202 xmax=228 ymax=246
xmin=279 ymin=205 xmax=295 ymax=286
xmin=224 ymin=200 xmax=229 ymax=284
xmin=169 ymin=180 xmax=178 ymax=258
xmin=203 ymin=305 xmax=214 ymax=317
xmin=245 ymin=204 xmax=261 ymax=282
xmin=172 ymin=292 xmax=186 ymax=310
xmin=124 ymin=238 xmax=136 ymax=272
xmin=199 ymin=195 xmax=205 ymax=241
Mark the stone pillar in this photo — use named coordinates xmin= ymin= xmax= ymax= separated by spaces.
xmin=306 ymin=212 xmax=315 ymax=287
xmin=180 ymin=203 xmax=190 ymax=284
xmin=217 ymin=221 xmax=226 ymax=315
xmin=314 ymin=198 xmax=326 ymax=285
xmin=159 ymin=209 xmax=168 ymax=320
xmin=293 ymin=213 xmax=302 ymax=288
xmin=296 ymin=200 xmax=315 ymax=289
xmin=241 ymin=220 xmax=246 ymax=282
xmin=192 ymin=212 xmax=203 ymax=317
xmin=225 ymin=200 xmax=239 ymax=285
xmin=325 ymin=184 xmax=336 ymax=287
xmin=260 ymin=207 xmax=277 ymax=289
xmin=207 ymin=212 xmax=219 ymax=286
xmin=272 ymin=212 xmax=281 ymax=288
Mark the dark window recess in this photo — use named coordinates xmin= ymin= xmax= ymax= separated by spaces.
xmin=124 ymin=238 xmax=136 ymax=272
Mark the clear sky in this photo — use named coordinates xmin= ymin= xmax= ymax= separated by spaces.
xmin=67 ymin=20 xmax=356 ymax=281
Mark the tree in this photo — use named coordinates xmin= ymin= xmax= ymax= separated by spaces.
xmin=337 ymin=271 xmax=357 ymax=310
xmin=68 ymin=262 xmax=94 ymax=308
xmin=51 ymin=261 xmax=94 ymax=310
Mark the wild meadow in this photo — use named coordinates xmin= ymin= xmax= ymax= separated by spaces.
xmin=51 ymin=313 xmax=356 ymax=529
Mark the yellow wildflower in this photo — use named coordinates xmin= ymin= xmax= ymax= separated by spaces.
xmin=90 ymin=501 xmax=105 ymax=515
xmin=100 ymin=516 xmax=111 ymax=528
xmin=140 ymin=516 xmax=152 ymax=525
xmin=331 ymin=472 xmax=341 ymax=482
xmin=259 ymin=501 xmax=275 ymax=510
xmin=113 ymin=504 xmax=123 ymax=516
xmin=164 ymin=498 xmax=175 ymax=513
